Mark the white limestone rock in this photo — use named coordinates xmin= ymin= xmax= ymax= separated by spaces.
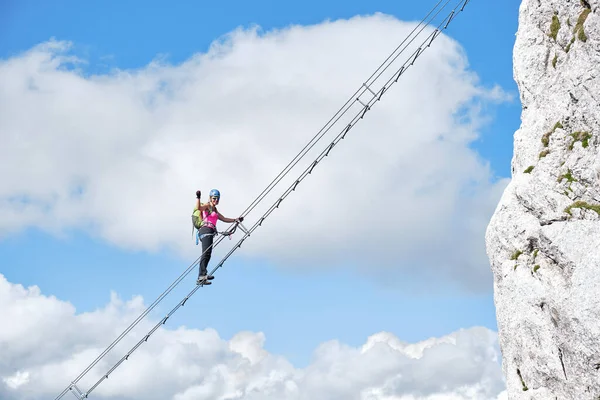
xmin=485 ymin=0 xmax=600 ymax=398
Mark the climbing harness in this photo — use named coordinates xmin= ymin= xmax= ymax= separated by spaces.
xmin=54 ymin=1 xmax=471 ymax=398
xmin=196 ymin=220 xmax=249 ymax=244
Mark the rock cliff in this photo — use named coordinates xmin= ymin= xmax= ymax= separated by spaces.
xmin=485 ymin=0 xmax=600 ymax=399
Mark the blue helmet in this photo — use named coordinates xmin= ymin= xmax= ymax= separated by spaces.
xmin=209 ymin=189 xmax=221 ymax=199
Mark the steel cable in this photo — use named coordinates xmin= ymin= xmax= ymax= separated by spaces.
xmin=56 ymin=1 xmax=470 ymax=398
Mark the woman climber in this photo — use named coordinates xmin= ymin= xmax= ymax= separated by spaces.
xmin=193 ymin=189 xmax=243 ymax=285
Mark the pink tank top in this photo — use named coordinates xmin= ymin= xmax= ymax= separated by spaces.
xmin=202 ymin=207 xmax=218 ymax=228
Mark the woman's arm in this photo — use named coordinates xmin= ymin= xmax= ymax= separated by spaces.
xmin=217 ymin=211 xmax=242 ymax=223
xmin=198 ymin=203 xmax=211 ymax=212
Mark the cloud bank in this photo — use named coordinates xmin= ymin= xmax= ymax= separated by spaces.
xmin=0 ymin=274 xmax=507 ymax=399
xmin=0 ymin=14 xmax=511 ymax=290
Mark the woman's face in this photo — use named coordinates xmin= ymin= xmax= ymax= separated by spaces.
xmin=210 ymin=196 xmax=219 ymax=205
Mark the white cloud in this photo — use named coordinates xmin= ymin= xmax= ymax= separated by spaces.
xmin=0 ymin=274 xmax=506 ymax=399
xmin=0 ymin=14 xmax=510 ymax=290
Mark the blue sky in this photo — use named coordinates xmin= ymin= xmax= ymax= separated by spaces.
xmin=0 ymin=0 xmax=520 ymax=379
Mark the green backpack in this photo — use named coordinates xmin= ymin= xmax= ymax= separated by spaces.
xmin=191 ymin=207 xmax=204 ymax=233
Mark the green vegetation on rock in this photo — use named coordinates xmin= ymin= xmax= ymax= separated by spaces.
xmin=517 ymin=369 xmax=529 ymax=391
xmin=511 ymin=250 xmax=523 ymax=260
xmin=550 ymin=13 xmax=561 ymax=40
xmin=564 ymin=201 xmax=600 ymax=216
xmin=542 ymin=121 xmax=563 ymax=147
xmin=557 ymin=169 xmax=577 ymax=183
xmin=568 ymin=131 xmax=592 ymax=149
xmin=566 ymin=37 xmax=575 ymax=52
xmin=574 ymin=8 xmax=591 ymax=42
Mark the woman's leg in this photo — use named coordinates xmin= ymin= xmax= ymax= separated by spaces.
xmin=198 ymin=227 xmax=215 ymax=283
